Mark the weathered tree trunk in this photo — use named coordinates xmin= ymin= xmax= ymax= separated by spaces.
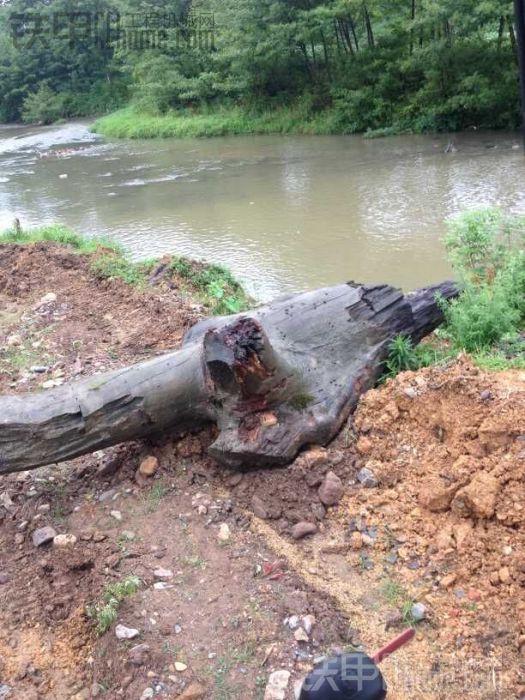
xmin=0 ymin=281 xmax=456 ymax=474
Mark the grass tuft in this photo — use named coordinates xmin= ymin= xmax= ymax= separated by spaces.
xmin=86 ymin=575 xmax=141 ymax=636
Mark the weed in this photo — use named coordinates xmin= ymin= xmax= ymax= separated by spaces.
xmin=381 ymin=579 xmax=404 ymax=606
xmin=86 ymin=575 xmax=141 ymax=635
xmin=145 ymin=482 xmax=169 ymax=512
xmin=90 ymin=253 xmax=146 ymax=287
xmin=0 ymin=223 xmax=122 ymax=254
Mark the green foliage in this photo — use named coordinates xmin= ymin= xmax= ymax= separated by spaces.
xmin=90 ymin=253 xmax=147 ymax=287
xmin=383 ymin=335 xmax=451 ymax=379
xmin=440 ymin=208 xmax=525 ymax=352
xmin=0 ymin=224 xmax=122 ymax=254
xmin=22 ymin=83 xmax=65 ymax=125
xmin=169 ymin=256 xmax=250 ymax=315
xmin=87 ymin=575 xmax=141 ymax=636
xmin=1 ymin=0 xmax=521 ymax=132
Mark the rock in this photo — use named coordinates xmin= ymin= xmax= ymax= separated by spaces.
xmin=294 ymin=627 xmax=309 ymax=643
xmin=110 ymin=510 xmax=122 ymax=521
xmin=291 ymin=521 xmax=317 ymax=540
xmin=440 ymin=573 xmax=457 ymax=588
xmin=499 ymin=567 xmax=511 ymax=583
xmin=411 ymin=602 xmax=427 ymax=622
xmin=0 ymin=572 xmax=9 ymax=585
xmin=32 ymin=526 xmax=57 ymax=547
xmin=140 ymin=690 xmax=154 ymax=700
xmin=350 ymin=531 xmax=363 ymax=550
xmin=174 ymin=661 xmax=188 ymax=672
xmin=356 ymin=437 xmax=373 ymax=455
xmin=53 ymin=534 xmax=77 ymax=547
xmin=178 ymin=683 xmax=206 ymax=700
xmin=385 ymin=611 xmax=403 ymax=630
xmin=153 ymin=568 xmax=173 ymax=580
xmin=318 ymin=471 xmax=344 ymax=506
xmin=6 ymin=334 xmax=22 ymax=347
xmin=90 ymin=682 xmax=103 ymax=698
xmin=14 ymin=533 xmax=24 ymax=545
xmin=0 ymin=686 xmax=10 ymax=700
xmin=311 ymin=503 xmax=326 ymax=521
xmin=357 ymin=466 xmax=379 ymax=488
xmin=264 ymin=670 xmax=291 ymax=700
xmin=115 ymin=624 xmax=140 ymax=640
xmin=302 ymin=446 xmax=329 ymax=469
xmin=302 ymin=614 xmax=316 ymax=635
xmin=451 ymin=472 xmax=500 ymax=519
xmin=128 ymin=643 xmax=151 ymax=666
xmin=480 ymin=389 xmax=492 ymax=401
xmin=287 ymin=615 xmax=300 ymax=629
xmin=217 ymin=523 xmax=231 ymax=542
xmin=467 ymin=589 xmax=481 ymax=602
xmin=35 ymin=292 xmax=56 ymax=309
xmin=251 ymin=495 xmax=268 ymax=520
xmin=138 ymin=456 xmax=159 ymax=477
xmin=419 ymin=478 xmax=460 ymax=512
xmin=154 ymin=582 xmax=173 ymax=591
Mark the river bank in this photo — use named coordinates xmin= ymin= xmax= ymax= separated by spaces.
xmin=0 ymin=237 xmax=523 ymax=699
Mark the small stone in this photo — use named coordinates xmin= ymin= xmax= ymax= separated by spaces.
xmin=138 ymin=456 xmax=159 ymax=477
xmin=499 ymin=567 xmax=511 ymax=583
xmin=32 ymin=526 xmax=57 ymax=547
xmin=480 ymin=389 xmax=492 ymax=401
xmin=35 ymin=292 xmax=56 ymax=308
xmin=467 ymin=589 xmax=481 ymax=602
xmin=37 ymin=503 xmax=51 ymax=513
xmin=294 ymin=627 xmax=309 ymax=643
xmin=303 ymin=446 xmax=329 ymax=469
xmin=302 ymin=614 xmax=316 ymax=635
xmin=153 ymin=582 xmax=173 ymax=590
xmin=140 ymin=690 xmax=154 ymax=700
xmin=14 ymin=533 xmax=24 ymax=545
xmin=178 ymin=683 xmax=206 ymax=700
xmin=0 ymin=686 xmax=11 ymax=700
xmin=53 ymin=533 xmax=77 ymax=547
xmin=350 ymin=531 xmax=363 ymax=550
xmin=251 ymin=495 xmax=268 ymax=520
xmin=153 ymin=568 xmax=173 ymax=579
xmin=385 ymin=611 xmax=403 ymax=630
xmin=217 ymin=523 xmax=231 ymax=542
xmin=264 ymin=670 xmax=291 ymax=700
xmin=128 ymin=643 xmax=150 ymax=666
xmin=0 ymin=572 xmax=9 ymax=585
xmin=288 ymin=615 xmax=300 ymax=629
xmin=318 ymin=471 xmax=344 ymax=507
xmin=385 ymin=552 xmax=398 ymax=565
xmin=115 ymin=624 xmax=140 ymax=640
xmin=6 ymin=334 xmax=22 ymax=347
xmin=110 ymin=510 xmax=122 ymax=521
xmin=440 ymin=573 xmax=457 ymax=589
xmin=121 ymin=530 xmax=136 ymax=541
xmin=174 ymin=661 xmax=187 ymax=672
xmin=411 ymin=602 xmax=427 ymax=622
xmin=357 ymin=466 xmax=379 ymax=488
xmin=291 ymin=521 xmax=317 ymax=540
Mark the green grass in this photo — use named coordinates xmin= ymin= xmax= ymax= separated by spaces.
xmin=93 ymin=104 xmax=345 ymax=140
xmin=1 ymin=224 xmax=249 ymax=314
xmin=86 ymin=575 xmax=141 ymax=636
xmin=0 ymin=223 xmax=122 ymax=254
xmin=169 ymin=255 xmax=250 ymax=315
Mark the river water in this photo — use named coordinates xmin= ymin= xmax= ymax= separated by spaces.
xmin=0 ymin=122 xmax=524 ymax=300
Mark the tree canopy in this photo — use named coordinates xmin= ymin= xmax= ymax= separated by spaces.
xmin=0 ymin=0 xmax=520 ymax=133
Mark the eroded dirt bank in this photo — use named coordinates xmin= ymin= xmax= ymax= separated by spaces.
xmin=0 ymin=243 xmax=523 ymax=700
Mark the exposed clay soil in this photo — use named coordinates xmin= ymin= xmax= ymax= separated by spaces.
xmin=0 ymin=242 xmax=524 ymax=700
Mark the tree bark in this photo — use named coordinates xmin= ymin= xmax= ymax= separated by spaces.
xmin=0 ymin=281 xmax=457 ymax=475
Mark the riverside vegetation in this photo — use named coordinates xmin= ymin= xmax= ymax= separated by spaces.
xmin=0 ymin=0 xmax=521 ymax=137
xmin=1 ymin=207 xmax=524 ymax=372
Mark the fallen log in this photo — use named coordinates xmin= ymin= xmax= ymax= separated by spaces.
xmin=0 ymin=281 xmax=457 ymax=474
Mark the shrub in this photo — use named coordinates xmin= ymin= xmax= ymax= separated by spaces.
xmin=440 ymin=208 xmax=525 ymax=352
xmin=22 ymin=83 xmax=65 ymax=125
xmin=86 ymin=575 xmax=141 ymax=636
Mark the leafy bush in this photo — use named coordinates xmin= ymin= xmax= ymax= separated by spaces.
xmin=22 ymin=83 xmax=65 ymax=125
xmin=440 ymin=209 xmax=525 ymax=352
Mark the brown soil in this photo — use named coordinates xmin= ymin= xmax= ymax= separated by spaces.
xmin=0 ymin=242 xmax=523 ymax=700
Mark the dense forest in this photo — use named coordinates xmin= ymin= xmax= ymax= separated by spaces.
xmin=0 ymin=0 xmax=521 ymax=134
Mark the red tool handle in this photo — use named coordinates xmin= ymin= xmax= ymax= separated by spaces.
xmin=372 ymin=627 xmax=415 ymax=664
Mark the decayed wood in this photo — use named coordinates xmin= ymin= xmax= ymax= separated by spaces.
xmin=0 ymin=280 xmax=457 ymax=474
